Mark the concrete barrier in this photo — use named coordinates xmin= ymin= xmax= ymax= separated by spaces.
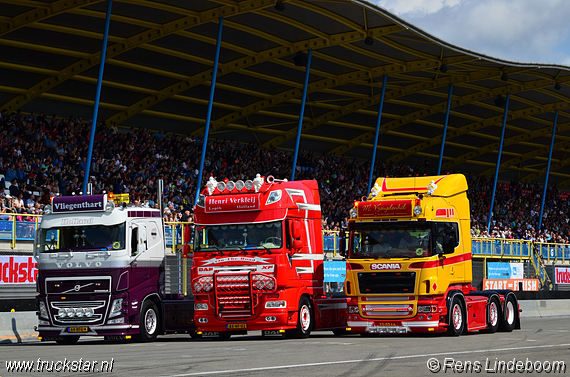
xmin=1 ymin=299 xmax=569 ymax=343
xmin=0 ymin=311 xmax=38 ymax=343
xmin=519 ymin=299 xmax=570 ymax=318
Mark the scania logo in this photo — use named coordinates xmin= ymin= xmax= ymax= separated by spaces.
xmin=55 ymin=261 xmax=103 ymax=269
xmin=370 ymin=263 xmax=401 ymax=270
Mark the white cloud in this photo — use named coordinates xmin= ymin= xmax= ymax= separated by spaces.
xmin=374 ymin=0 xmax=570 ymax=65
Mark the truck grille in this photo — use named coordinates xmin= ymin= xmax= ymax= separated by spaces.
xmin=357 ymin=272 xmax=416 ymax=294
xmin=213 ymin=274 xmax=274 ymax=319
xmin=215 ymin=275 xmax=255 ymax=319
xmin=46 ymin=277 xmax=111 ymax=295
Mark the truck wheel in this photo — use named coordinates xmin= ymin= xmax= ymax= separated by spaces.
xmin=138 ymin=300 xmax=159 ymax=342
xmin=482 ymin=297 xmax=500 ymax=333
xmin=499 ymin=296 xmax=516 ymax=332
xmin=447 ymin=296 xmax=465 ymax=336
xmin=56 ymin=336 xmax=79 ymax=345
xmin=289 ymin=297 xmax=313 ymax=339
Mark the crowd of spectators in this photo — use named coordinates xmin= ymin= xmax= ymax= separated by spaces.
xmin=0 ymin=109 xmax=569 ymax=243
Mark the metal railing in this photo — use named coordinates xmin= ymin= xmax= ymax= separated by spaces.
xmin=471 ymin=237 xmax=553 ymax=290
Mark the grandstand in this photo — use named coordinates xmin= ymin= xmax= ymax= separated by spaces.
xmin=1 ymin=0 xmax=570 ymax=304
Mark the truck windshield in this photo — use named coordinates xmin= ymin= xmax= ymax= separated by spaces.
xmin=40 ymin=223 xmax=126 ymax=253
xmin=350 ymin=222 xmax=431 ymax=259
xmin=194 ymin=221 xmax=283 ymax=251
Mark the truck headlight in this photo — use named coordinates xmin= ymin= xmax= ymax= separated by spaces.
xmin=413 ymin=205 xmax=422 ymax=215
xmin=265 ymin=300 xmax=286 ymax=308
xmin=38 ymin=301 xmax=48 ymax=319
xmin=194 ymin=303 xmax=208 ymax=310
xmin=348 ymin=306 xmax=359 ymax=314
xmin=109 ymin=298 xmax=123 ymax=318
xmin=107 ymin=317 xmax=125 ymax=324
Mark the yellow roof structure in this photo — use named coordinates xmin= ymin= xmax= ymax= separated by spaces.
xmin=2 ymin=1 xmax=570 ymax=184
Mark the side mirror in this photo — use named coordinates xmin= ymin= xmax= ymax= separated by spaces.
xmin=338 ymin=230 xmax=347 ymax=257
xmin=442 ymin=226 xmax=456 ymax=254
xmin=290 ymin=220 xmax=303 ymax=250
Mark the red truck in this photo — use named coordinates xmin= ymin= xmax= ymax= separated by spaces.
xmin=191 ymin=175 xmax=347 ymax=339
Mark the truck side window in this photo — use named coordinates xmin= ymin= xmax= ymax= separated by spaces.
xmin=434 ymin=222 xmax=459 ymax=254
xmin=131 ymin=227 xmax=138 ymax=256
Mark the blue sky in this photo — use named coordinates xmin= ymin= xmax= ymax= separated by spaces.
xmin=374 ymin=0 xmax=570 ymax=66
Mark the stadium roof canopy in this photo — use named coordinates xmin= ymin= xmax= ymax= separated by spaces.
xmin=3 ymin=0 xmax=570 ymax=186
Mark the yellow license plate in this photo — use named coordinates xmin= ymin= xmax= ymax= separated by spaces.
xmin=68 ymin=327 xmax=89 ymax=333
xmin=227 ymin=323 xmax=247 ymax=329
xmin=374 ymin=322 xmax=398 ymax=327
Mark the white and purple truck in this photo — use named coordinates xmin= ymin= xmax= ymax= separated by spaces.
xmin=34 ymin=193 xmax=195 ymax=344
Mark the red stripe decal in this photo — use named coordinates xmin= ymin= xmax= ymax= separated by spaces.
xmin=408 ymin=252 xmax=471 ymax=269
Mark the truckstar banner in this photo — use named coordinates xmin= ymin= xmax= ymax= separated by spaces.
xmin=323 ymin=261 xmax=346 ymax=282
xmin=555 ymin=267 xmax=570 ymax=285
xmin=487 ymin=262 xmax=523 ymax=279
xmin=0 ymin=256 xmax=38 ymax=284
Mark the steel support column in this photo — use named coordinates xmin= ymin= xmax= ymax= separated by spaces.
xmin=437 ymin=84 xmax=453 ymax=175
xmin=538 ymin=110 xmax=558 ymax=231
xmin=487 ymin=94 xmax=510 ymax=233
xmin=82 ymin=0 xmax=112 ymax=195
xmin=291 ymin=49 xmax=312 ymax=181
xmin=367 ymin=75 xmax=387 ymax=195
xmin=195 ymin=18 xmax=224 ymax=205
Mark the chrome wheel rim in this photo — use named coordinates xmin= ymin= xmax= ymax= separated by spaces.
xmin=300 ymin=305 xmax=311 ymax=331
xmin=490 ymin=302 xmax=498 ymax=327
xmin=452 ymin=303 xmax=462 ymax=330
xmin=145 ymin=308 xmax=157 ymax=334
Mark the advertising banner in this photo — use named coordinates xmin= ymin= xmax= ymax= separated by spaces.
xmin=0 ymin=256 xmax=38 ymax=284
xmin=483 ymin=279 xmax=539 ymax=291
xmin=487 ymin=262 xmax=523 ymax=279
xmin=555 ymin=267 xmax=570 ymax=285
xmin=323 ymin=261 xmax=346 ymax=283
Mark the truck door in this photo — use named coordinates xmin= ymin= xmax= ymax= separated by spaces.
xmin=130 ymin=222 xmax=150 ymax=285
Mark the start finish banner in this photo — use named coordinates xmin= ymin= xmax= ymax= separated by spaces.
xmin=555 ymin=267 xmax=570 ymax=285
xmin=483 ymin=279 xmax=539 ymax=291
xmin=0 ymin=256 xmax=38 ymax=284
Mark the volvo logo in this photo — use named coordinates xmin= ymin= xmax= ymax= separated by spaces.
xmin=55 ymin=261 xmax=103 ymax=269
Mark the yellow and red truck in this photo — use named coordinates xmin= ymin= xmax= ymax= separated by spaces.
xmin=340 ymin=174 xmax=520 ymax=335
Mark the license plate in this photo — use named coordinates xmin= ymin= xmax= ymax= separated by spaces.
xmin=374 ymin=322 xmax=398 ymax=327
xmin=68 ymin=326 xmax=89 ymax=333
xmin=227 ymin=323 xmax=247 ymax=329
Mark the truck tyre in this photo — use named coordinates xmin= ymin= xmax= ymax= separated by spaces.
xmin=138 ymin=300 xmax=159 ymax=342
xmin=482 ymin=297 xmax=500 ymax=333
xmin=447 ymin=296 xmax=465 ymax=336
xmin=56 ymin=336 xmax=79 ymax=345
xmin=289 ymin=297 xmax=313 ymax=339
xmin=499 ymin=295 xmax=516 ymax=332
